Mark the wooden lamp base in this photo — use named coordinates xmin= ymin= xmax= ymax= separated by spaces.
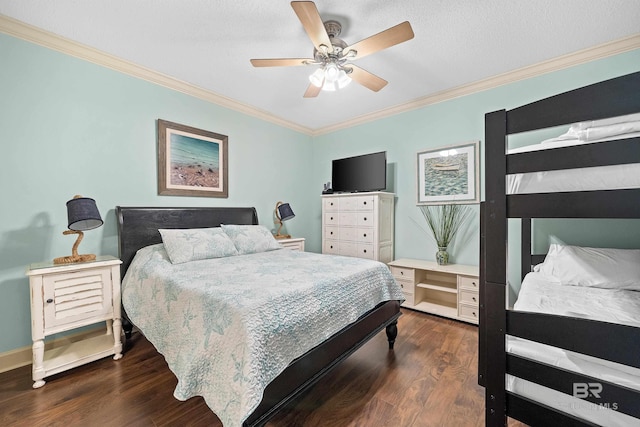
xmin=53 ymin=230 xmax=96 ymax=265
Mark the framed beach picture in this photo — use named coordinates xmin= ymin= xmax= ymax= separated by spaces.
xmin=416 ymin=141 xmax=479 ymax=205
xmin=157 ymin=119 xmax=228 ymax=198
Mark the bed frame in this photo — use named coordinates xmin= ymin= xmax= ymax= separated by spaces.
xmin=480 ymin=71 xmax=640 ymax=426
xmin=115 ymin=206 xmax=401 ymax=427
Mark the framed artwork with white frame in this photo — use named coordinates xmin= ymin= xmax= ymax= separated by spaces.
xmin=416 ymin=141 xmax=480 ymax=205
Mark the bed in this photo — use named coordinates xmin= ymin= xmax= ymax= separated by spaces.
xmin=116 ymin=206 xmax=403 ymax=427
xmin=480 ymin=71 xmax=640 ymax=426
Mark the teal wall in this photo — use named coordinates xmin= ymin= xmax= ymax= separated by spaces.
xmin=311 ymin=49 xmax=640 ymax=304
xmin=1 ymin=29 xmax=639 ymax=354
xmin=0 ymin=34 xmax=313 ymax=353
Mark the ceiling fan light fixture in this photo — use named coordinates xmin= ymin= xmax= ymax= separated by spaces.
xmin=309 ymin=68 xmax=325 ymax=87
xmin=337 ymin=69 xmax=351 ymax=89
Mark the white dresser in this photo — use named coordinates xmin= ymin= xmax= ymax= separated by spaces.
xmin=322 ymin=192 xmax=394 ymax=263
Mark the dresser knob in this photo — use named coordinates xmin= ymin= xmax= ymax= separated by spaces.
xmin=46 ymin=299 xmax=53 ymax=304
xmin=472 ymin=297 xmax=477 ymax=302
xmin=364 ymin=217 xmax=367 ymax=221
xmin=363 ymin=233 xmax=367 ymax=237
xmin=400 ymin=271 xmax=404 ymax=275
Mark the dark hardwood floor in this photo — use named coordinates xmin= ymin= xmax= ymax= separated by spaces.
xmin=0 ymin=309 xmax=506 ymax=427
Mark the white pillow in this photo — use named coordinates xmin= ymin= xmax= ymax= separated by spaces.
xmin=221 ymin=224 xmax=282 ymax=255
xmin=159 ymin=227 xmax=238 ymax=264
xmin=539 ymin=244 xmax=640 ymax=290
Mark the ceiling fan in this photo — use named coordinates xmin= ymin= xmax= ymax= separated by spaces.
xmin=250 ymin=1 xmax=414 ymax=98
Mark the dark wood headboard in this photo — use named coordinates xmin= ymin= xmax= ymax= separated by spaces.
xmin=116 ymin=206 xmax=258 ymax=278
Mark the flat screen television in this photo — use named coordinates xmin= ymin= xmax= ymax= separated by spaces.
xmin=331 ymin=151 xmax=387 ymax=193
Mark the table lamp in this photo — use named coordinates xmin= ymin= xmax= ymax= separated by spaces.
xmin=274 ymin=201 xmax=295 ymax=239
xmin=53 ymin=195 xmax=104 ymax=264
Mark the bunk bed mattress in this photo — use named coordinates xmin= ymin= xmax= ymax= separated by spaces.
xmin=507 ymin=134 xmax=640 ymax=194
xmin=122 ymin=244 xmax=405 ymax=427
xmin=507 ymin=271 xmax=640 ymax=426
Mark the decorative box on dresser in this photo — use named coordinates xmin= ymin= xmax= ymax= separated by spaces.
xmin=322 ymin=191 xmax=394 ymax=263
xmin=26 ymin=255 xmax=123 ymax=388
xmin=388 ymin=258 xmax=479 ymax=324
xmin=277 ymin=237 xmax=305 ymax=251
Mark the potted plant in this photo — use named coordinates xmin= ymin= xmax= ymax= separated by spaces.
xmin=419 ymin=204 xmax=473 ymax=265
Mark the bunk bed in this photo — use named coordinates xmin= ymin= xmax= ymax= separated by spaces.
xmin=480 ymin=71 xmax=640 ymax=426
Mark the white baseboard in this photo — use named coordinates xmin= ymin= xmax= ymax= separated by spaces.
xmin=0 ymin=327 xmax=106 ymax=374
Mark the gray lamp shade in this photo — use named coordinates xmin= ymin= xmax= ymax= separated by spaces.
xmin=277 ymin=203 xmax=295 ymax=222
xmin=66 ymin=197 xmax=103 ymax=231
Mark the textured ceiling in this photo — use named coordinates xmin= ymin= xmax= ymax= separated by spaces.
xmin=1 ymin=1 xmax=639 ymax=133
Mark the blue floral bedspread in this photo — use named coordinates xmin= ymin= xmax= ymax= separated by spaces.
xmin=122 ymin=245 xmax=404 ymax=426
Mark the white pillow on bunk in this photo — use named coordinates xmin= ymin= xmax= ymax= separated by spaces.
xmin=539 ymin=244 xmax=640 ymax=290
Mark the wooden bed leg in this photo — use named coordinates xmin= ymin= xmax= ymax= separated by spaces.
xmin=386 ymin=321 xmax=398 ymax=349
xmin=123 ymin=317 xmax=133 ymax=340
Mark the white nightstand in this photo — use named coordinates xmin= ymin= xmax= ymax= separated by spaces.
xmin=26 ymin=255 xmax=123 ymax=388
xmin=277 ymin=237 xmax=305 ymax=251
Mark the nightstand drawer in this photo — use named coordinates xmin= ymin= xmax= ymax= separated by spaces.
xmin=390 ymin=266 xmax=415 ymax=282
xmin=458 ymin=275 xmax=479 ymax=291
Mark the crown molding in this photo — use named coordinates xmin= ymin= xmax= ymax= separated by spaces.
xmin=0 ymin=14 xmax=314 ymax=135
xmin=2 ymin=14 xmax=638 ymax=137
xmin=313 ymin=33 xmax=640 ymax=136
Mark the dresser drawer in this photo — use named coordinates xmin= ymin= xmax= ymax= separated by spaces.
xmin=357 ymin=243 xmax=375 ymax=259
xmin=324 ymin=212 xmax=340 ymax=225
xmin=324 ymin=225 xmax=340 ymax=240
xmin=458 ymin=275 xmax=479 ymax=291
xmin=355 ymin=196 xmax=375 ymax=211
xmin=390 ymin=266 xmax=415 ymax=282
xmin=323 ymin=240 xmax=340 ymax=254
xmin=339 ymin=212 xmax=357 ymax=226
xmin=323 ymin=198 xmax=340 ymax=211
xmin=357 ymin=212 xmax=373 ymax=227
xmin=459 ymin=304 xmax=479 ymax=322
xmin=459 ymin=289 xmax=479 ymax=305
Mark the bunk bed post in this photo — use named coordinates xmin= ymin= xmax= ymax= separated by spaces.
xmin=483 ymin=109 xmax=508 ymax=426
xmin=478 ymin=202 xmax=486 ymax=387
xmin=521 ymin=218 xmax=531 ymax=281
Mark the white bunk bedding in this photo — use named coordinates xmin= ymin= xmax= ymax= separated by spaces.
xmin=506 ymin=113 xmax=640 ymax=195
xmin=507 ymin=271 xmax=640 ymax=427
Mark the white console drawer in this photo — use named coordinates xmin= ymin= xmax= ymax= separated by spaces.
xmin=458 ymin=275 xmax=479 ymax=291
xmin=459 ymin=289 xmax=479 ymax=305
xmin=390 ymin=266 xmax=415 ymax=282
xmin=459 ymin=304 xmax=479 ymax=323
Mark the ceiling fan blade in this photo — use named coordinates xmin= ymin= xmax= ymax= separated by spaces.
xmin=344 ymin=21 xmax=414 ymax=60
xmin=348 ymin=65 xmax=388 ymax=92
xmin=291 ymin=1 xmax=333 ymax=54
xmin=303 ymin=83 xmax=322 ymax=98
xmin=250 ymin=58 xmax=313 ymax=67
